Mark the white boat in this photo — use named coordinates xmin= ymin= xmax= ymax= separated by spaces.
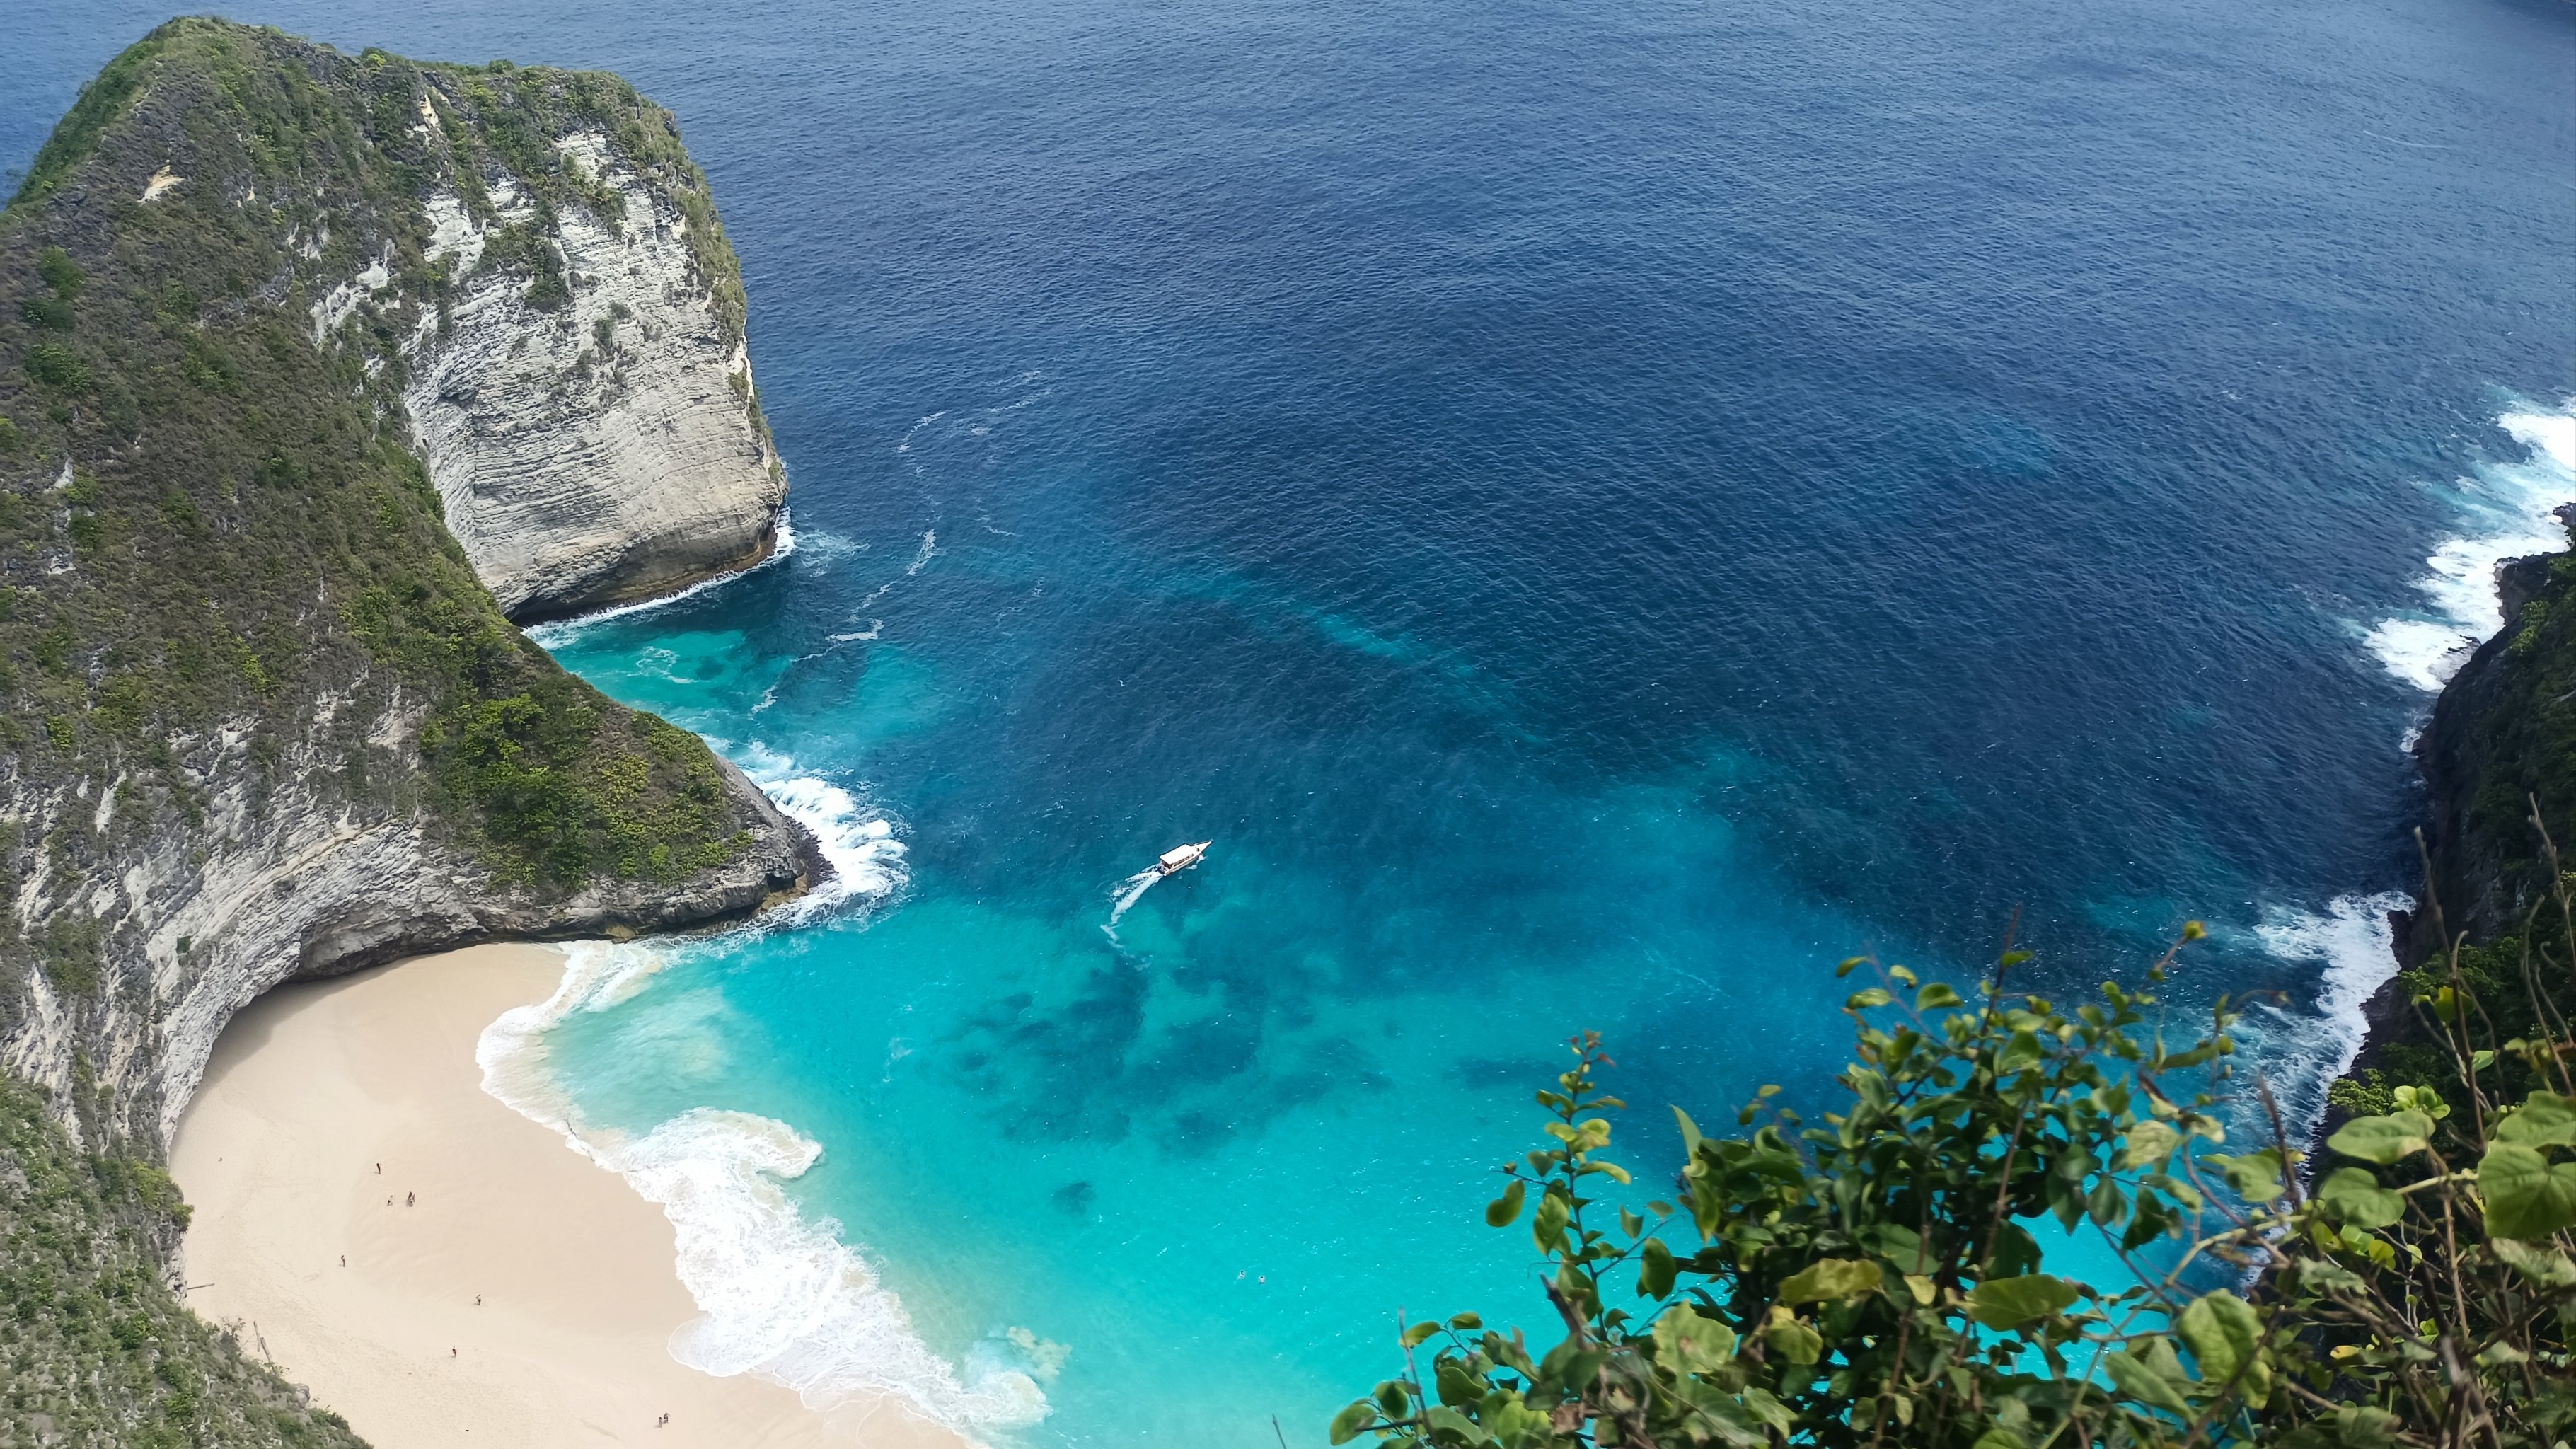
xmin=1155 ymin=841 xmax=1211 ymax=876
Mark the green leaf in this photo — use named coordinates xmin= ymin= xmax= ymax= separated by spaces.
xmin=1987 ymin=1221 xmax=2042 ymax=1278
xmin=1845 ymin=987 xmax=1893 ymax=1010
xmin=1484 ymin=1179 xmax=1525 ymax=1228
xmin=1916 ymin=983 xmax=1963 ymax=1009
xmin=2119 ymin=1119 xmax=2182 ymax=1170
xmin=2490 ymin=1236 xmax=2576 ymax=1288
xmin=1759 ymin=1314 xmax=1822 ymax=1365
xmin=2102 ymin=1347 xmax=2190 ymax=1416
xmin=2316 ymin=1167 xmax=2403 ymax=1229
xmin=1401 ymin=1320 xmax=1440 ymax=1349
xmin=1422 ymin=1405 xmax=1482 ymax=1440
xmin=2478 ymin=1141 xmax=2576 ymax=1240
xmin=1966 ymin=1273 xmax=2079 ymax=1329
xmin=2496 ymin=1090 xmax=2576 ymax=1148
xmin=1779 ymin=1257 xmax=1881 ymax=1304
xmin=2177 ymin=1290 xmax=2269 ymax=1407
xmin=1638 ymin=1236 xmax=1677 ymax=1299
xmin=2333 ymin=1405 xmax=2401 ymax=1448
xmin=1995 ymin=1030 xmax=2046 ymax=1075
xmin=1328 ymin=1401 xmax=1377 ymax=1444
xmin=2326 ymin=1111 xmax=2434 ymax=1165
xmin=1531 ymin=1191 xmax=1570 ymax=1254
xmin=1971 ymin=1431 xmax=2030 ymax=1449
xmin=1862 ymin=1222 xmax=1929 ymax=1271
xmin=1535 ymin=1340 xmax=1606 ymax=1394
xmin=1673 ymin=1106 xmax=1704 ymax=1160
xmin=1651 ymin=1306 xmax=1739 ymax=1375
xmin=1740 ymin=1386 xmax=1794 ymax=1433
xmin=1447 ymin=1311 xmax=1483 ymax=1331
xmin=2208 ymin=1150 xmax=2285 ymax=1203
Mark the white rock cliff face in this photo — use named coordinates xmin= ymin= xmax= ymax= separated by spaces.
xmin=0 ymin=703 xmax=811 ymax=1146
xmin=1 ymin=87 xmax=812 ymax=1148
xmin=404 ymin=132 xmax=786 ymax=622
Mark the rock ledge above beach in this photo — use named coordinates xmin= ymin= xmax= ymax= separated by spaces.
xmin=0 ymin=19 xmax=819 ymax=1147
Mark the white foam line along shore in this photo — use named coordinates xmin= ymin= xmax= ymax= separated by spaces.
xmin=472 ymin=747 xmax=1057 ymax=1442
xmin=171 ymin=943 xmax=906 ymax=1447
xmin=2365 ymin=400 xmax=2576 ymax=693
xmin=527 ymin=508 xmax=802 ymax=647
xmin=2255 ymin=398 xmax=2576 ymax=1148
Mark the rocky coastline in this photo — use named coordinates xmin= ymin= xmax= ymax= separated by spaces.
xmin=2331 ymin=504 xmax=2576 ymax=1126
xmin=0 ymin=23 xmax=815 ymax=1441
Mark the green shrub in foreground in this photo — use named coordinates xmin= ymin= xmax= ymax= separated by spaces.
xmin=1335 ymin=865 xmax=2576 ymax=1445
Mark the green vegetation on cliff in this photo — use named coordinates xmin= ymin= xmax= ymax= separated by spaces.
xmin=1335 ymin=935 xmax=2574 ymax=1448
xmin=0 ymin=18 xmax=775 ymax=998
xmin=2333 ymin=530 xmax=2576 ymax=1131
xmin=2413 ymin=529 xmax=2576 ymax=945
xmin=0 ymin=1078 xmax=364 ymax=1448
xmin=0 ymin=20 xmax=800 ymax=1439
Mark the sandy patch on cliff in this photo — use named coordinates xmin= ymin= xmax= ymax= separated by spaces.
xmin=170 ymin=943 xmax=966 ymax=1448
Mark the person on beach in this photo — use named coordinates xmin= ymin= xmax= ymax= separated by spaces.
xmin=406 ymin=1191 xmax=415 ymax=1206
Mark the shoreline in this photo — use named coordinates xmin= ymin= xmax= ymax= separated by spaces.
xmin=169 ymin=942 xmax=964 ymax=1448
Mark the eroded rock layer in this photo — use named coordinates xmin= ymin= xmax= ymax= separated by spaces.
xmin=0 ymin=19 xmax=815 ymax=1150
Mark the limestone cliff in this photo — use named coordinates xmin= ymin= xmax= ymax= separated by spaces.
xmin=400 ymin=122 xmax=786 ymax=621
xmin=0 ymin=19 xmax=817 ymax=1153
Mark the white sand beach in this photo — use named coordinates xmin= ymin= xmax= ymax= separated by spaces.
xmin=168 ymin=942 xmax=966 ymax=1448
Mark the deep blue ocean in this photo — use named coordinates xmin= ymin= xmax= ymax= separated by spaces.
xmin=11 ymin=0 xmax=2575 ymax=1441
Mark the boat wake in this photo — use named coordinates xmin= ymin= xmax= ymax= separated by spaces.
xmin=1101 ymin=867 xmax=1165 ymax=945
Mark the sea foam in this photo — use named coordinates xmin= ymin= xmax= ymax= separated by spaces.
xmin=732 ymin=742 xmax=910 ymax=922
xmin=475 ymin=751 xmax=1043 ymax=1441
xmin=526 ymin=508 xmax=803 ymax=647
xmin=2364 ymin=400 xmax=2576 ymax=692
xmin=2241 ymin=891 xmax=2413 ymax=1143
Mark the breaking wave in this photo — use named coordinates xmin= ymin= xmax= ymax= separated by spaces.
xmin=2241 ymin=891 xmax=2413 ymax=1146
xmin=730 ymin=743 xmax=908 ymax=923
xmin=526 ymin=510 xmax=803 ymax=647
xmin=2364 ymin=400 xmax=2576 ymax=692
xmin=473 ymin=752 xmax=1044 ymax=1440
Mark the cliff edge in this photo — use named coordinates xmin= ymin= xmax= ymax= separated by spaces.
xmin=396 ymin=75 xmax=787 ymax=621
xmin=0 ymin=20 xmax=818 ymax=1441
xmin=0 ymin=19 xmax=817 ymax=1147
xmin=2331 ymin=510 xmax=2576 ymax=1124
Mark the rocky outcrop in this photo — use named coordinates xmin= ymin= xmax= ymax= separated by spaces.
xmin=2 ymin=713 xmax=812 ymax=1146
xmin=2405 ymin=515 xmax=2576 ymax=960
xmin=0 ymin=20 xmax=819 ymax=1148
xmin=404 ymin=134 xmax=787 ymax=623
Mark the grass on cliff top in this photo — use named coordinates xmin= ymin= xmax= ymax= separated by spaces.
xmin=0 ymin=1076 xmax=368 ymax=1448
xmin=2466 ymin=550 xmax=2576 ymax=894
xmin=0 ymin=18 xmax=768 ymax=1000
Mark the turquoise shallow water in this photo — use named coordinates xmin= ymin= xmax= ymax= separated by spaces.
xmin=10 ymin=0 xmax=2575 ymax=1440
xmin=521 ymin=585 xmax=1895 ymax=1441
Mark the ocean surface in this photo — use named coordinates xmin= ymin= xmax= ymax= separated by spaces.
xmin=11 ymin=0 xmax=2575 ymax=1441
